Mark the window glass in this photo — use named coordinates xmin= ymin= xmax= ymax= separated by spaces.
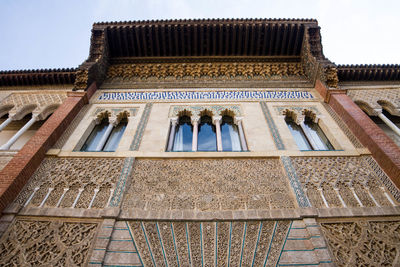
xmin=221 ymin=115 xmax=242 ymax=151
xmin=303 ymin=118 xmax=333 ymax=150
xmin=81 ymin=119 xmax=109 ymax=151
xmin=198 ymin=115 xmax=217 ymax=151
xmin=103 ymin=119 xmax=127 ymax=152
xmin=285 ymin=117 xmax=312 ymax=150
xmin=173 ymin=115 xmax=193 ymax=151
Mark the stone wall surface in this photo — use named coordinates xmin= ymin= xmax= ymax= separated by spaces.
xmin=291 ymin=156 xmax=400 ymax=208
xmin=0 ymin=217 xmax=99 ymax=266
xmin=321 ymin=219 xmax=400 ymax=266
xmin=14 ymin=157 xmax=126 ymax=209
xmin=122 ymin=158 xmax=296 ymax=211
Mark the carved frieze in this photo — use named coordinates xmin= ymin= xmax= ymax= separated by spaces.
xmin=106 ymin=62 xmax=305 ymax=81
xmin=169 ymin=104 xmax=242 ymax=118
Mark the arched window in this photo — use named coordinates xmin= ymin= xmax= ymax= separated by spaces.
xmin=285 ymin=116 xmax=312 ymax=150
xmin=172 ymin=115 xmax=193 ymax=151
xmin=221 ymin=115 xmax=242 ymax=151
xmin=81 ymin=117 xmax=127 ymax=152
xmin=285 ymin=116 xmax=333 ymax=151
xmin=197 ymin=115 xmax=217 ymax=151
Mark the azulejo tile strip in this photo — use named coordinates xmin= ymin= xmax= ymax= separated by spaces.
xmin=130 ymin=103 xmax=153 ymax=151
xmin=281 ymin=156 xmax=311 ymax=208
xmin=260 ymin=102 xmax=285 ymax=150
xmin=365 ymin=156 xmax=400 ymax=202
xmin=109 ymin=157 xmax=135 ymax=207
xmin=98 ymin=90 xmax=314 ymax=102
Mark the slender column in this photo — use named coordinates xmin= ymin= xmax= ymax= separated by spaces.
xmin=56 ymin=188 xmax=69 ymax=207
xmin=72 ymin=188 xmax=84 ymax=208
xmin=213 ymin=116 xmax=222 ymax=151
xmin=167 ymin=117 xmax=178 ymax=151
xmin=24 ymin=187 xmax=40 ymax=207
xmin=0 ymin=114 xmax=39 ymax=150
xmin=0 ymin=117 xmax=13 ymax=131
xmin=380 ymin=186 xmax=396 ymax=206
xmin=234 ymin=117 xmax=248 ymax=151
xmin=350 ymin=187 xmax=364 ymax=207
xmin=191 ymin=116 xmax=199 ymax=152
xmin=366 ymin=188 xmax=380 ymax=207
xmin=318 ymin=188 xmax=329 ymax=208
xmin=106 ymin=188 xmax=115 ymax=207
xmin=39 ymin=188 xmax=54 ymax=207
xmin=377 ymin=111 xmax=400 ymax=137
xmin=334 ymin=188 xmax=347 ymax=207
xmin=88 ymin=188 xmax=100 ymax=209
xmin=300 ymin=121 xmax=319 ymax=149
xmin=95 ymin=118 xmax=117 ymax=151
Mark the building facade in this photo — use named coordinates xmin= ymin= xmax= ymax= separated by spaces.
xmin=0 ymin=19 xmax=399 ymax=266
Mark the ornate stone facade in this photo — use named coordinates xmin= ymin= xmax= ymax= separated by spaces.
xmin=14 ymin=157 xmax=126 ymax=209
xmin=290 ymin=156 xmax=399 ymax=208
xmin=0 ymin=92 xmax=67 ymax=120
xmin=0 ymin=217 xmax=99 ymax=266
xmin=169 ymin=104 xmax=242 ymax=118
xmin=122 ymin=159 xmax=296 ymax=211
xmin=321 ymin=220 xmax=400 ymax=266
xmin=347 ymin=88 xmax=400 ymax=115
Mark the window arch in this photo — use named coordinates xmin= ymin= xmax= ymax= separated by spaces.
xmin=81 ymin=111 xmax=128 ymax=152
xmin=221 ymin=115 xmax=242 ymax=151
xmin=198 ymin=115 xmax=217 ymax=151
xmin=285 ymin=111 xmax=333 ymax=151
xmin=172 ymin=115 xmax=193 ymax=151
xmin=166 ymin=107 xmax=248 ymax=152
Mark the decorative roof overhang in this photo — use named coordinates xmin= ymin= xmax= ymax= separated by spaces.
xmin=0 ymin=68 xmax=76 ymax=87
xmin=94 ymin=18 xmax=316 ymax=58
xmin=338 ymin=64 xmax=400 ymax=82
xmin=73 ymin=18 xmax=334 ymax=90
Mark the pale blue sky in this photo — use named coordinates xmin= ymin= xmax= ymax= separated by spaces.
xmin=1 ymin=0 xmax=399 ymax=70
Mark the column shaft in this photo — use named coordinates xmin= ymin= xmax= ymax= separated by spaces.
xmin=237 ymin=120 xmax=248 ymax=151
xmin=95 ymin=123 xmax=114 ymax=151
xmin=192 ymin=119 xmax=198 ymax=152
xmin=0 ymin=117 xmax=12 ymax=131
xmin=214 ymin=117 xmax=223 ymax=151
xmin=0 ymin=115 xmax=38 ymax=150
xmin=378 ymin=112 xmax=400 ymax=137
xmin=167 ymin=119 xmax=178 ymax=151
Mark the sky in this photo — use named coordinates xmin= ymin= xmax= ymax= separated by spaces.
xmin=0 ymin=0 xmax=399 ymax=71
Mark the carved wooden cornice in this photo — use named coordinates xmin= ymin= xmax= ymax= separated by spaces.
xmin=0 ymin=68 xmax=76 ymax=87
xmin=106 ymin=62 xmax=305 ymax=80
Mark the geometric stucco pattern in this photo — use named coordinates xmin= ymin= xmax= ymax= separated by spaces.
xmin=0 ymin=217 xmax=98 ymax=266
xmin=0 ymin=93 xmax=67 ymax=119
xmin=321 ymin=220 xmax=400 ymax=266
xmin=290 ymin=156 xmax=399 ymax=208
xmin=347 ymin=88 xmax=400 ymax=115
xmin=122 ymin=158 xmax=296 ymax=211
xmin=128 ymin=220 xmax=290 ymax=267
xmin=14 ymin=157 xmax=125 ymax=209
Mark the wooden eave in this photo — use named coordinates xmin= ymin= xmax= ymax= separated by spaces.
xmin=0 ymin=68 xmax=76 ymax=87
xmin=92 ymin=18 xmax=318 ymax=59
xmin=338 ymin=64 xmax=400 ymax=82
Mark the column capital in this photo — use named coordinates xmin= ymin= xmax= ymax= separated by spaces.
xmin=109 ymin=117 xmax=119 ymax=126
xmin=170 ymin=117 xmax=179 ymax=126
xmin=234 ymin=116 xmax=243 ymax=125
xmin=191 ymin=116 xmax=200 ymax=124
xmin=212 ymin=116 xmax=222 ymax=125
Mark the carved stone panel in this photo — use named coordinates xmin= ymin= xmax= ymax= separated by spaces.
xmin=122 ymin=158 xmax=295 ymax=211
xmin=290 ymin=156 xmax=399 ymax=208
xmin=0 ymin=217 xmax=99 ymax=266
xmin=321 ymin=220 xmax=400 ymax=266
xmin=14 ymin=157 xmax=126 ymax=209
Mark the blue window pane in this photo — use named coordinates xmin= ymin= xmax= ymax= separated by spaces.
xmin=103 ymin=120 xmax=127 ymax=152
xmin=303 ymin=119 xmax=333 ymax=150
xmin=81 ymin=120 xmax=108 ymax=151
xmin=221 ymin=115 xmax=242 ymax=151
xmin=286 ymin=118 xmax=312 ymax=150
xmin=198 ymin=115 xmax=217 ymax=151
xmin=173 ymin=116 xmax=193 ymax=151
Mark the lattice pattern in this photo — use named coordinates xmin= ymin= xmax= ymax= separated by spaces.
xmin=290 ymin=156 xmax=399 ymax=208
xmin=0 ymin=218 xmax=98 ymax=266
xmin=321 ymin=220 xmax=400 ymax=266
xmin=122 ymin=158 xmax=295 ymax=211
xmin=14 ymin=157 xmax=126 ymax=208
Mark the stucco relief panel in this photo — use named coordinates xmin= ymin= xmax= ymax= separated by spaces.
xmin=122 ymin=158 xmax=296 ymax=211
